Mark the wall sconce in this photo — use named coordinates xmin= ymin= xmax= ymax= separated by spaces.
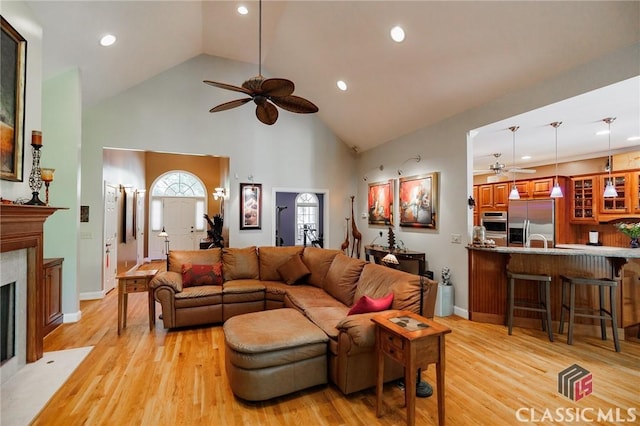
xmin=158 ymin=227 xmax=170 ymax=270
xmin=40 ymin=168 xmax=55 ymax=206
xmin=363 ymin=164 xmax=384 ymax=181
xmin=397 ymin=155 xmax=421 ymax=175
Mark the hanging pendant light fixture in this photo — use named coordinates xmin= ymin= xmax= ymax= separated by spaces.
xmin=602 ymin=117 xmax=618 ymax=198
xmin=508 ymin=126 xmax=520 ymax=200
xmin=549 ymin=121 xmax=563 ymax=198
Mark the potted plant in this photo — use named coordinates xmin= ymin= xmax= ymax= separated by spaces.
xmin=614 ymin=222 xmax=640 ymax=248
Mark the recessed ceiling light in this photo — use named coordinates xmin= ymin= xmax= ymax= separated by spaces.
xmin=100 ymin=34 xmax=116 ymax=47
xmin=627 ymin=136 xmax=640 ymax=141
xmin=596 ymin=129 xmax=610 ymax=136
xmin=390 ymin=26 xmax=405 ymax=43
xmin=237 ymin=5 xmax=248 ymax=15
xmin=521 ymin=155 xmax=531 ymax=160
xmin=336 ymin=80 xmax=348 ymax=91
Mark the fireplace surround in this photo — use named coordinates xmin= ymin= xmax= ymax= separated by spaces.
xmin=0 ymin=204 xmax=61 ymax=363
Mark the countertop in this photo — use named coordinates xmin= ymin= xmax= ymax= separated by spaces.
xmin=467 ymin=244 xmax=640 ymax=258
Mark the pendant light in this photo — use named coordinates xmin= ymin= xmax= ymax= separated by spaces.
xmin=549 ymin=121 xmax=563 ymax=198
xmin=602 ymin=117 xmax=618 ymax=198
xmin=508 ymin=126 xmax=520 ymax=200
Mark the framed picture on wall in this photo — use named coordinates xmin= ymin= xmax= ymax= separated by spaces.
xmin=240 ymin=183 xmax=262 ymax=230
xmin=368 ymin=180 xmax=394 ymax=225
xmin=1 ymin=17 xmax=27 ymax=182
xmin=398 ymin=172 xmax=438 ymax=229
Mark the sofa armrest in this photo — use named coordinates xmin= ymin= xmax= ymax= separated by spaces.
xmin=150 ymin=271 xmax=183 ymax=293
xmin=336 ymin=310 xmax=401 ymax=348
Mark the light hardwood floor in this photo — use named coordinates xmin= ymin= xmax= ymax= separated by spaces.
xmin=36 ymin=266 xmax=639 ymax=425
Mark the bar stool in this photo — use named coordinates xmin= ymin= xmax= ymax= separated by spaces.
xmin=558 ymin=275 xmax=620 ymax=352
xmin=507 ymin=272 xmax=553 ymax=342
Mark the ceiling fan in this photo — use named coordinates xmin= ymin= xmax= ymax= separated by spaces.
xmin=474 ymin=153 xmax=536 ymax=175
xmin=204 ymin=0 xmax=318 ymax=125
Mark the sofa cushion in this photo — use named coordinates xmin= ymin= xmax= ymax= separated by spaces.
xmin=181 ymin=262 xmax=223 ymax=287
xmin=304 ymin=306 xmax=350 ymax=340
xmin=222 ymin=246 xmax=259 ymax=281
xmin=355 ymin=264 xmax=424 ymax=313
xmin=301 ymin=247 xmax=341 ymax=288
xmin=348 ymin=292 xmax=394 ymax=315
xmin=258 ymin=246 xmax=304 ymax=281
xmin=168 ymin=248 xmax=222 ymax=274
xmin=277 ymin=254 xmax=311 ymax=285
xmin=285 ymin=286 xmax=346 ymax=311
xmin=323 ymin=254 xmax=366 ymax=306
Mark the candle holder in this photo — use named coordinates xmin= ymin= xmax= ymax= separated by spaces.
xmin=25 ymin=131 xmax=45 ymax=205
xmin=40 ymin=168 xmax=55 ymax=206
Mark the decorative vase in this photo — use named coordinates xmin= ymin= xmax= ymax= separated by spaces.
xmin=631 ymin=238 xmax=639 ymax=249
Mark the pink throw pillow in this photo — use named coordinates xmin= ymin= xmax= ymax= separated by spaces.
xmin=182 ymin=262 xmax=223 ymax=287
xmin=347 ymin=292 xmax=394 ymax=315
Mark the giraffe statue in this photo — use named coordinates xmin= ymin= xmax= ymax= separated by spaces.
xmin=340 ymin=217 xmax=350 ymax=254
xmin=350 ymin=196 xmax=362 ymax=258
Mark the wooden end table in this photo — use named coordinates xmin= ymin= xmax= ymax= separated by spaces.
xmin=117 ymin=269 xmax=158 ymax=335
xmin=372 ymin=310 xmax=451 ymax=426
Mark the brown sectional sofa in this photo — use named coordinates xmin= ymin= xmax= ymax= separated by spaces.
xmin=150 ymin=245 xmax=438 ymax=395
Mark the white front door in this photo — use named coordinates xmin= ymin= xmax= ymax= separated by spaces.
xmin=103 ymin=182 xmax=118 ymax=293
xmin=136 ymin=190 xmax=146 ymax=265
xmin=164 ymin=198 xmax=199 ymax=251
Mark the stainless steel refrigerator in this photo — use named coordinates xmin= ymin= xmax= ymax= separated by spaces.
xmin=507 ymin=199 xmax=555 ymax=248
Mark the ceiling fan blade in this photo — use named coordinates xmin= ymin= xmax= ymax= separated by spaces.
xmin=270 ymin=95 xmax=319 ymax=114
xmin=255 ymin=101 xmax=278 ymax=125
xmin=260 ymin=78 xmax=295 ymax=97
xmin=209 ymin=98 xmax=252 ymax=113
xmin=204 ymin=80 xmax=252 ymax=95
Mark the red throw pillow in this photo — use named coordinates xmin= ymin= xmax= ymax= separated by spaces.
xmin=347 ymin=292 xmax=394 ymax=315
xmin=182 ymin=262 xmax=223 ymax=287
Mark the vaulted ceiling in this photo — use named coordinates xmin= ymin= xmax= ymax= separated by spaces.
xmin=27 ymin=1 xmax=640 ymax=168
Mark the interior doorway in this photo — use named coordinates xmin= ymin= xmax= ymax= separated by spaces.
xmin=273 ymin=189 xmax=329 ymax=248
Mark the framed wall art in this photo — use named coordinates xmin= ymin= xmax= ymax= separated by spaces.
xmin=240 ymin=183 xmax=262 ymax=230
xmin=1 ymin=17 xmax=27 ymax=182
xmin=368 ymin=179 xmax=394 ymax=225
xmin=398 ymin=172 xmax=438 ymax=229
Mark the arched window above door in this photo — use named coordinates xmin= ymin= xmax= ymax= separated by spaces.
xmin=151 ymin=171 xmax=206 ymax=196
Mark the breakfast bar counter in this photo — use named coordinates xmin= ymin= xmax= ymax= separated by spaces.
xmin=467 ymin=245 xmax=640 ymax=339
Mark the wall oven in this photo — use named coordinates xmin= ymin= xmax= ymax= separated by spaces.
xmin=480 ymin=211 xmax=508 ymax=246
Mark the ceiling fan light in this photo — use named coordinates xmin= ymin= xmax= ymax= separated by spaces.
xmin=509 ymin=185 xmax=520 ymax=200
xmin=603 ymin=181 xmax=618 ymax=198
xmin=550 ymin=182 xmax=563 ymax=198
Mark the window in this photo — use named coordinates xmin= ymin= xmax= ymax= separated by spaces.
xmin=295 ymin=193 xmax=319 ymax=246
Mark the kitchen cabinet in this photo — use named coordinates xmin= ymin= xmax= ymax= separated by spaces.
xmin=530 ymin=178 xmax=555 ymax=198
xmin=478 ymin=182 xmax=509 ymax=211
xmin=473 ymin=185 xmax=479 ymax=226
xmin=43 ymin=258 xmax=63 ymax=336
xmin=514 ymin=181 xmax=530 ymax=199
xmin=570 ymin=176 xmax=598 ymax=224
xmin=632 ymin=171 xmax=640 ymax=214
xmin=599 ymin=172 xmax=630 ymax=216
xmin=478 ymin=184 xmax=494 ymax=209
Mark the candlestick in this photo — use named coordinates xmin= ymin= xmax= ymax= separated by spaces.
xmin=41 ymin=168 xmax=55 ymax=206
xmin=32 ymin=130 xmax=42 ymax=147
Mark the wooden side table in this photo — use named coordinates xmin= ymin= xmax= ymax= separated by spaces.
xmin=117 ymin=269 xmax=158 ymax=335
xmin=372 ymin=310 xmax=451 ymax=426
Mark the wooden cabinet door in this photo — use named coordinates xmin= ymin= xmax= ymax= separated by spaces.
xmin=600 ymin=172 xmax=630 ymax=215
xmin=530 ymin=178 xmax=554 ymax=198
xmin=473 ymin=185 xmax=479 ymax=226
xmin=43 ymin=258 xmax=64 ymax=336
xmin=514 ymin=181 xmax=530 ymax=199
xmin=479 ymin=185 xmax=493 ymax=209
xmin=493 ymin=183 xmax=509 ymax=209
xmin=570 ymin=176 xmax=598 ymax=224
xmin=632 ymin=171 xmax=640 ymax=214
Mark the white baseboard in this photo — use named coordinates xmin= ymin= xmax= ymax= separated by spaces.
xmin=79 ymin=290 xmax=105 ymax=301
xmin=453 ymin=306 xmax=469 ymax=319
xmin=63 ymin=310 xmax=82 ymax=323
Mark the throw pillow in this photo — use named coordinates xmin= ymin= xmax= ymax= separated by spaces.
xmin=277 ymin=254 xmax=311 ymax=285
xmin=347 ymin=292 xmax=394 ymax=315
xmin=182 ymin=262 xmax=223 ymax=287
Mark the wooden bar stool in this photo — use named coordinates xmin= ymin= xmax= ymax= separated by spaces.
xmin=558 ymin=275 xmax=620 ymax=352
xmin=507 ymin=272 xmax=553 ymax=342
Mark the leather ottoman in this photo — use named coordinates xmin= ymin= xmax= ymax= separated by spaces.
xmin=223 ymin=308 xmax=329 ymax=401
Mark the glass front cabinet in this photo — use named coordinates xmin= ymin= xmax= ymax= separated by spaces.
xmin=570 ymin=176 xmax=597 ymax=223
